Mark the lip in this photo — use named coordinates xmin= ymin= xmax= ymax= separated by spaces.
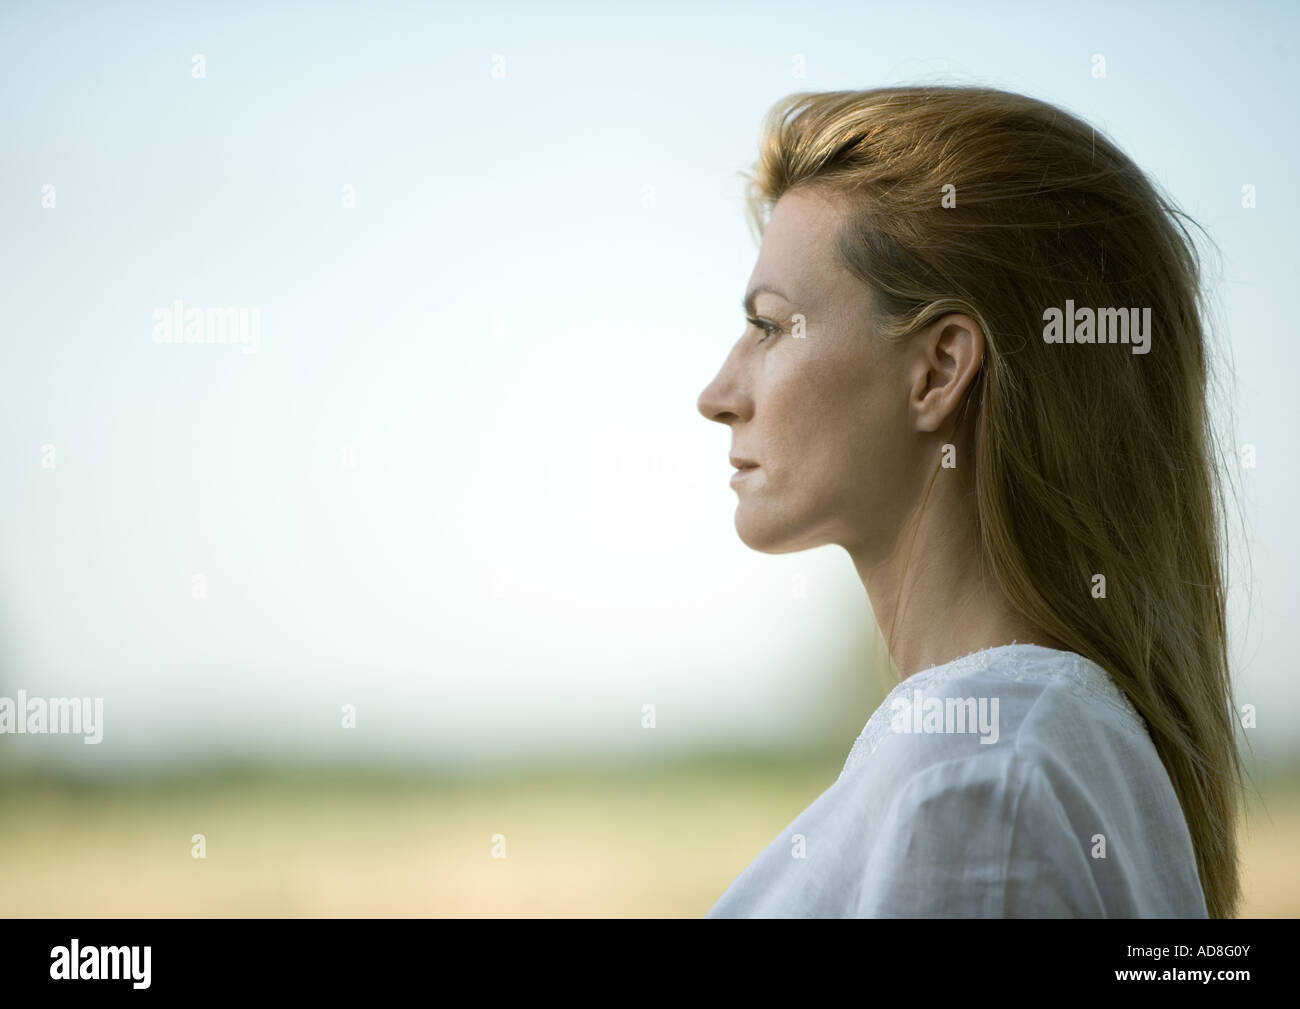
xmin=729 ymin=457 xmax=760 ymax=484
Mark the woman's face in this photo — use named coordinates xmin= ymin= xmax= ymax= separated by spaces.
xmin=697 ymin=187 xmax=925 ymax=560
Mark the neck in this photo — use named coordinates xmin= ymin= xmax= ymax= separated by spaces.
xmin=850 ymin=467 xmax=1065 ymax=679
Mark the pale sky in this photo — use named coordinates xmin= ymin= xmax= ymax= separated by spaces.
xmin=1 ymin=0 xmax=1295 ymax=775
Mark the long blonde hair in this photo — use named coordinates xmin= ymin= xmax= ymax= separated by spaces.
xmin=743 ymin=86 xmax=1245 ymax=917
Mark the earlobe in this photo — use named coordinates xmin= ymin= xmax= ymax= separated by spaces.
xmin=912 ymin=386 xmax=950 ymax=433
xmin=910 ymin=363 xmax=946 ymax=435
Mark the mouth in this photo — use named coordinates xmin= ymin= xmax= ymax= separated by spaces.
xmin=729 ymin=456 xmax=759 ymax=484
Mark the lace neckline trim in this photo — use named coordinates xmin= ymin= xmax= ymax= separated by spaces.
xmin=840 ymin=642 xmax=1147 ymax=776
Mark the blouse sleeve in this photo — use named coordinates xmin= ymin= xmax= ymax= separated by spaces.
xmin=853 ymin=750 xmax=1109 ymax=917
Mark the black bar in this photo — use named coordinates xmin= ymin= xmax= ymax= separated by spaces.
xmin=0 ymin=918 xmax=1284 ymax=994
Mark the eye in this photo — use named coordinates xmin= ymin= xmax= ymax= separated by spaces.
xmin=746 ymin=316 xmax=780 ymax=343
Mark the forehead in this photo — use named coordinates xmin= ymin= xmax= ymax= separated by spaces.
xmin=749 ymin=188 xmax=854 ymax=304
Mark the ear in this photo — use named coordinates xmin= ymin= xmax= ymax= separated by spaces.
xmin=907 ymin=314 xmax=985 ymax=435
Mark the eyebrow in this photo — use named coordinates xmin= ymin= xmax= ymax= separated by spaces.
xmin=741 ymin=283 xmax=790 ymax=316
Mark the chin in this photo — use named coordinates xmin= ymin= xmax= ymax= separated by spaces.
xmin=734 ymin=509 xmax=811 ymax=555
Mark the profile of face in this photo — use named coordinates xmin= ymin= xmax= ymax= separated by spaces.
xmin=696 ymin=187 xmax=980 ymax=564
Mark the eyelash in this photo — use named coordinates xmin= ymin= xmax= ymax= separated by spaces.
xmin=747 ymin=317 xmax=780 ymax=343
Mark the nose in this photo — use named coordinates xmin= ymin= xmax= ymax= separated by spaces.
xmin=697 ymin=378 xmax=739 ymax=426
xmin=697 ymin=352 xmax=751 ymax=426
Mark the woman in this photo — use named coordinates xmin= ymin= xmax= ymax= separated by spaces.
xmin=696 ymin=86 xmax=1243 ymax=918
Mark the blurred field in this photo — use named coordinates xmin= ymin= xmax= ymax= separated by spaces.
xmin=1 ymin=760 xmax=1296 ymax=917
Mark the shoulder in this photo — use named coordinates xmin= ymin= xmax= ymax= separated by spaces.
xmin=846 ymin=645 xmax=1203 ymax=917
xmin=855 ymin=745 xmax=1104 ymax=917
xmin=851 ymin=643 xmax=1154 ymax=783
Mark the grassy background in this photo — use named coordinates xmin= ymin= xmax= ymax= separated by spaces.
xmin=1 ymin=761 xmax=1295 ymax=917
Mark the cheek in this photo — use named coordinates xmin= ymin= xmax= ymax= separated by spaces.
xmin=770 ymin=352 xmax=910 ymax=510
xmin=753 ymin=370 xmax=827 ymax=492
xmin=777 ymin=356 xmax=878 ymax=459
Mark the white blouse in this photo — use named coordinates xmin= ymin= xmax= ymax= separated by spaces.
xmin=705 ymin=643 xmax=1207 ymax=917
